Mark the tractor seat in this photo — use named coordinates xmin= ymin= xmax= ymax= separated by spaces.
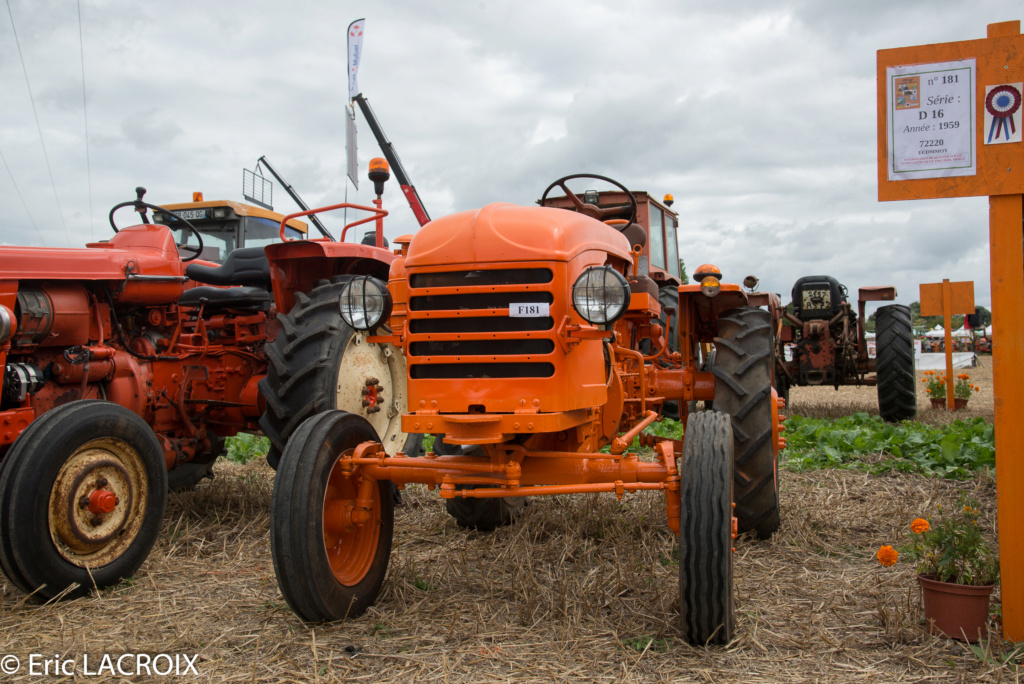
xmin=184 ymin=246 xmax=271 ymax=288
xmin=179 ymin=286 xmax=271 ymax=311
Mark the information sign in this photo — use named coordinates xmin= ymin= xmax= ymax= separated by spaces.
xmin=886 ymin=60 xmax=976 ymax=180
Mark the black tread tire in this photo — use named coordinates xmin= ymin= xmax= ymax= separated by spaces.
xmin=435 ymin=439 xmax=526 ymax=532
xmin=658 ymin=286 xmax=681 ymax=421
xmin=0 ymin=400 xmax=167 ymax=600
xmin=875 ymin=304 xmax=917 ymax=422
xmin=271 ymin=411 xmax=393 ymax=621
xmin=711 ymin=307 xmax=780 ymax=539
xmin=679 ymin=410 xmax=735 ymax=644
xmin=258 ymin=280 xmax=422 ymax=469
xmin=166 ymin=434 xmax=223 ymax=492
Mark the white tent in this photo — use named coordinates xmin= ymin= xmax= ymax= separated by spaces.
xmin=925 ymin=325 xmax=945 ymax=338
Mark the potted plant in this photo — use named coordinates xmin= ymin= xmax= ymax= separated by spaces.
xmin=952 ymin=373 xmax=980 ymax=410
xmin=922 ymin=372 xmax=980 ymax=410
xmin=877 ymin=495 xmax=999 ymax=641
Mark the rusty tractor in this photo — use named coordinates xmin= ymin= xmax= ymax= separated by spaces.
xmin=269 ymin=174 xmax=785 ymax=644
xmin=768 ymin=275 xmax=916 ymax=421
xmin=0 ymin=161 xmax=421 ymax=600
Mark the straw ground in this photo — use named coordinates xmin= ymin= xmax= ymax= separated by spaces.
xmin=0 ymin=360 xmax=1014 ymax=682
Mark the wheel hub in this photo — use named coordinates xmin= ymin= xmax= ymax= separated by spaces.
xmin=48 ymin=438 xmax=147 ymax=567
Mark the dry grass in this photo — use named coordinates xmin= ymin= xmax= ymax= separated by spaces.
xmin=787 ymin=359 xmax=994 ymax=426
xmin=0 ymin=364 xmax=1016 ymax=682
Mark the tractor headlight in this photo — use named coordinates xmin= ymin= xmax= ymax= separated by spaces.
xmin=572 ymin=266 xmax=631 ymax=325
xmin=339 ymin=276 xmax=392 ymax=331
xmin=700 ymin=275 xmax=721 ymax=298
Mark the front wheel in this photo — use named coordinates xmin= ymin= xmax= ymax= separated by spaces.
xmin=0 ymin=401 xmax=167 ymax=600
xmin=271 ymin=411 xmax=393 ymax=621
xmin=875 ymin=304 xmax=916 ymax=422
xmin=679 ymin=410 xmax=735 ymax=644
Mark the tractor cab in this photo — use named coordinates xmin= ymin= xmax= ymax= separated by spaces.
xmin=153 ymin=197 xmax=308 ymax=263
xmin=538 ymin=178 xmax=683 ymax=288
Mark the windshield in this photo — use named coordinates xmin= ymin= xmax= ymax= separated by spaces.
xmin=666 ymin=216 xmax=680 ymax=278
xmin=242 ymin=216 xmax=303 ymax=249
xmin=175 ymin=226 xmax=235 ymax=263
xmin=648 ymin=205 xmax=665 ymax=270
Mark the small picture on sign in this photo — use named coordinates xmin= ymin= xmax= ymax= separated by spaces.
xmin=984 ymin=83 xmax=1022 ymax=145
xmin=894 ymin=76 xmax=920 ymax=110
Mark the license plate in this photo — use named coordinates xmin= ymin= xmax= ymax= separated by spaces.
xmin=509 ymin=303 xmax=549 ymax=317
xmin=173 ymin=209 xmax=206 ymax=220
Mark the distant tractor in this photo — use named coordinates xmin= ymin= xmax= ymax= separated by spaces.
xmin=769 ymin=275 xmax=916 ymax=421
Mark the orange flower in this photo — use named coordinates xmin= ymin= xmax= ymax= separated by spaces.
xmin=926 ymin=388 xmax=931 ymax=394
xmin=957 ymin=373 xmax=969 ymax=380
xmin=910 ymin=518 xmax=930 ymax=534
xmin=876 ymin=545 xmax=899 ymax=567
xmin=975 ymin=387 xmax=980 ymax=392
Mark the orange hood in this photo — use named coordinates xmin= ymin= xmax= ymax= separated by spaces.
xmin=405 ymin=203 xmax=633 ymax=267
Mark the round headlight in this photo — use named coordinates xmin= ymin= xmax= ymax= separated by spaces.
xmin=572 ymin=266 xmax=631 ymax=325
xmin=339 ymin=276 xmax=392 ymax=331
xmin=700 ymin=275 xmax=721 ymax=298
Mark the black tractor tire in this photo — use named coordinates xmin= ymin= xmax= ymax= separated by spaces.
xmin=435 ymin=438 xmax=526 ymax=532
xmin=271 ymin=411 xmax=393 ymax=621
xmin=166 ymin=434 xmax=223 ymax=492
xmin=0 ymin=400 xmax=167 ymax=600
xmin=258 ymin=280 xmax=422 ymax=469
xmin=711 ymin=306 xmax=780 ymax=539
xmin=875 ymin=304 xmax=917 ymax=422
xmin=658 ymin=286 xmax=681 ymax=420
xmin=679 ymin=410 xmax=735 ymax=645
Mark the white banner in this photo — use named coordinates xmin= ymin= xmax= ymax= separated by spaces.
xmin=347 ymin=18 xmax=365 ymax=100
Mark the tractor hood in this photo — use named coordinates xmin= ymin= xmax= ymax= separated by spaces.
xmin=405 ymin=203 xmax=633 ymax=267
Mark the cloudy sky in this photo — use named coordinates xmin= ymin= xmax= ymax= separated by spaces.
xmin=0 ymin=0 xmax=1015 ymax=312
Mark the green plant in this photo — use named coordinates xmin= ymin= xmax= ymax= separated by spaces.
xmin=225 ymin=433 xmax=271 ymax=463
xmin=782 ymin=413 xmax=994 ymax=479
xmin=878 ymin=494 xmax=998 ymax=586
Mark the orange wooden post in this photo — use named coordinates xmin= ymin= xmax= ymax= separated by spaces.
xmin=990 ymin=192 xmax=1024 ymax=640
xmin=879 ymin=20 xmax=1024 ymax=640
xmin=920 ymin=280 xmax=974 ymax=409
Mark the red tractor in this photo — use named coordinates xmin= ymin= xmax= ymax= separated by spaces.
xmin=768 ymin=275 xmax=916 ymax=421
xmin=0 ymin=165 xmax=421 ymax=601
xmin=268 ymin=174 xmax=785 ymax=644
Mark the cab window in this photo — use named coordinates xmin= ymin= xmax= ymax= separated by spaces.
xmin=666 ymin=216 xmax=680 ymax=278
xmin=648 ymin=205 xmax=665 ymax=270
xmin=242 ymin=216 xmax=302 ymax=249
xmin=175 ymin=226 xmax=235 ymax=263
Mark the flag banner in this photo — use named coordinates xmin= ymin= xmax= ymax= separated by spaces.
xmin=347 ymin=18 xmax=365 ymax=99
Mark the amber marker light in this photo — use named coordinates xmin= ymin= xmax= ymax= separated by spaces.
xmin=663 ymin=193 xmax=674 ymax=207
xmin=193 ymin=192 xmax=203 ymax=202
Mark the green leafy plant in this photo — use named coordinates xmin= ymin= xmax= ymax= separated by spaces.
xmin=954 ymin=373 xmax=980 ymax=400
xmin=878 ymin=495 xmax=998 ymax=586
xmin=224 ymin=433 xmax=271 ymax=464
xmin=782 ymin=413 xmax=994 ymax=479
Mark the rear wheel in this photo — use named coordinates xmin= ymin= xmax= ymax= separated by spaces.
xmin=259 ymin=280 xmax=422 ymax=469
xmin=0 ymin=401 xmax=167 ymax=600
xmin=271 ymin=411 xmax=393 ymax=621
xmin=711 ymin=306 xmax=779 ymax=539
xmin=435 ymin=438 xmax=526 ymax=531
xmin=679 ymin=410 xmax=735 ymax=644
xmin=875 ymin=304 xmax=916 ymax=422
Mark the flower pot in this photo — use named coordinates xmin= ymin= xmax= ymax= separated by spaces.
xmin=954 ymin=398 xmax=968 ymax=410
xmin=918 ymin=574 xmax=994 ymax=641
xmin=930 ymin=398 xmax=946 ymax=409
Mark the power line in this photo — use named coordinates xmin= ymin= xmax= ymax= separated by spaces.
xmin=78 ymin=0 xmax=94 ymax=239
xmin=5 ymin=0 xmax=71 ymax=246
xmin=0 ymin=148 xmax=47 ymax=246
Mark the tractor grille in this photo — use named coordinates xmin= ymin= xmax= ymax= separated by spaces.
xmin=406 ymin=266 xmax=557 ymax=380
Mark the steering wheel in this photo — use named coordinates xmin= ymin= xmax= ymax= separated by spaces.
xmin=108 ymin=188 xmax=204 ymax=262
xmin=539 ymin=173 xmax=638 ymax=230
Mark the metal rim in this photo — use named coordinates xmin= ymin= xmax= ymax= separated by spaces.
xmin=47 ymin=437 xmax=148 ymax=567
xmin=334 ymin=334 xmax=408 ymax=454
xmin=322 ymin=455 xmax=380 ymax=586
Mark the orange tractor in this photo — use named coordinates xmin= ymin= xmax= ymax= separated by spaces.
xmin=270 ymin=174 xmax=784 ymax=644
xmin=0 ymin=169 xmax=421 ymax=601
